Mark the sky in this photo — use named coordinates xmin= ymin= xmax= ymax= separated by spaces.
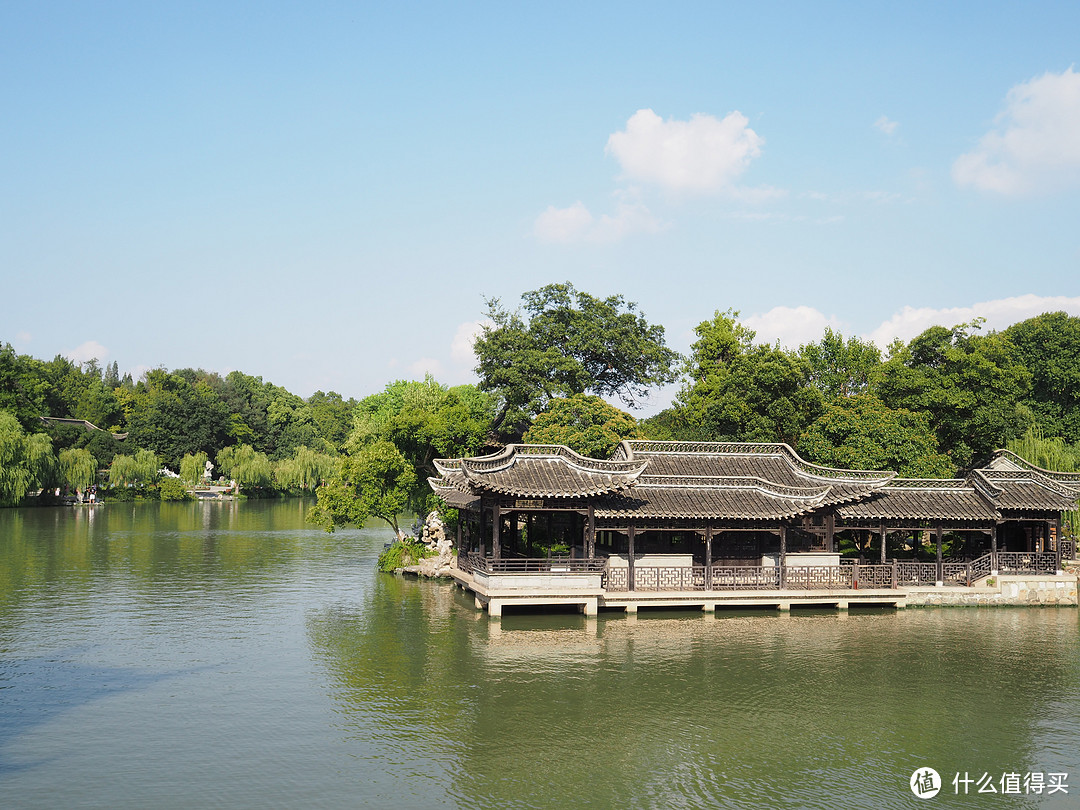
xmin=2 ymin=1 xmax=1079 ymax=415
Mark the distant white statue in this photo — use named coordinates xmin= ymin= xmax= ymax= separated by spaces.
xmin=204 ymin=460 xmax=214 ymax=481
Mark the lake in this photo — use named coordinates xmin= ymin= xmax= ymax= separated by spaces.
xmin=1 ymin=500 xmax=1077 ymax=808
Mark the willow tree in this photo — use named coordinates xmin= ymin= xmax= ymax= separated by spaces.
xmin=179 ymin=451 xmax=209 ymax=486
xmin=217 ymin=443 xmax=273 ymax=491
xmin=0 ymin=411 xmax=56 ymax=505
xmin=59 ymin=447 xmax=96 ymax=491
xmin=273 ymin=445 xmax=339 ymax=491
xmin=1007 ymin=427 xmax=1080 ymax=542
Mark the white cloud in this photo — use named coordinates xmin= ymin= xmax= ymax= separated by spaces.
xmin=408 ymin=357 xmax=443 ymax=378
xmin=953 ymin=67 xmax=1080 ymax=194
xmin=605 ymin=108 xmax=764 ymax=193
xmin=533 ymin=198 xmax=662 ymax=243
xmin=65 ymin=340 xmax=109 ymax=364
xmin=874 ymin=115 xmax=899 ymax=136
xmin=127 ymin=364 xmax=152 ymax=383
xmin=15 ymin=331 xmax=31 ymax=344
xmin=742 ymin=306 xmax=843 ymax=348
xmin=866 ymin=294 xmax=1080 ymax=348
xmin=533 ymin=201 xmax=594 ymax=242
xmin=450 ymin=319 xmax=491 ymax=366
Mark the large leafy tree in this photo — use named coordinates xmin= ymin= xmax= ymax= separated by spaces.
xmin=875 ymin=320 xmax=1032 ymax=469
xmin=522 ymin=394 xmax=642 ymax=458
xmin=474 ymin=282 xmax=679 ymax=436
xmin=798 ymin=327 xmax=881 ymax=402
xmin=124 ymin=370 xmax=232 ymax=467
xmin=1004 ymin=312 xmax=1080 ymax=444
xmin=798 ymin=394 xmax=953 ymax=478
xmin=347 ymin=377 xmax=493 ymax=510
xmin=669 ymin=310 xmax=824 ymax=445
xmin=311 ymin=440 xmax=416 ymax=536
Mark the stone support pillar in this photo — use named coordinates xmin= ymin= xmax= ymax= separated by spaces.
xmin=879 ymin=523 xmax=887 ymax=564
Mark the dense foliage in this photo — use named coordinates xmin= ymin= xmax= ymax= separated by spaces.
xmin=4 ymin=294 xmax=1080 ymax=522
xmin=474 ymin=282 xmax=678 ymax=437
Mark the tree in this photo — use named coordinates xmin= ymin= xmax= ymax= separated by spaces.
xmin=0 ymin=410 xmax=55 ymax=505
xmin=798 ymin=394 xmax=953 ymax=477
xmin=671 ymin=310 xmax=823 ymax=445
xmin=311 ymin=440 xmax=416 ymax=536
xmin=474 ymin=282 xmax=679 ymax=436
xmin=124 ymin=370 xmax=232 ymax=466
xmin=522 ymin=394 xmax=642 ymax=458
xmin=875 ymin=320 xmax=1032 ymax=469
xmin=179 ymin=451 xmax=209 ymax=486
xmin=1004 ymin=312 xmax=1080 ymax=444
xmin=273 ymin=445 xmax=340 ymax=491
xmin=346 ymin=377 xmax=494 ymax=512
xmin=217 ymin=443 xmax=273 ymax=491
xmin=59 ymin=447 xmax=96 ymax=491
xmin=798 ymin=327 xmax=881 ymax=402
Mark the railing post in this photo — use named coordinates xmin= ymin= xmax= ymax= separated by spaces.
xmin=853 ymin=562 xmax=859 ymax=590
xmin=891 ymin=560 xmax=897 ymax=589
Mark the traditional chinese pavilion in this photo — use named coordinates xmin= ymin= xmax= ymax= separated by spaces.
xmin=429 ymin=441 xmax=1080 ymax=615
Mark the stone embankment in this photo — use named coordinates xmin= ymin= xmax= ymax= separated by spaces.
xmin=400 ymin=511 xmax=455 ymax=579
xmin=906 ymin=574 xmax=1078 ymax=607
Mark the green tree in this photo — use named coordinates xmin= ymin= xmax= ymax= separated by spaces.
xmin=347 ymin=377 xmax=494 ymax=512
xmin=311 ymin=440 xmax=416 ymax=536
xmin=875 ymin=320 xmax=1032 ymax=468
xmin=671 ymin=310 xmax=824 ymax=445
xmin=125 ymin=370 xmax=232 ymax=466
xmin=0 ymin=410 xmax=56 ymax=505
xmin=1004 ymin=312 xmax=1080 ymax=443
xmin=474 ymin=282 xmax=679 ymax=436
xmin=798 ymin=394 xmax=953 ymax=477
xmin=523 ymin=394 xmax=642 ymax=458
xmin=109 ymin=454 xmax=141 ymax=486
xmin=59 ymin=447 xmax=96 ymax=491
xmin=798 ymin=327 xmax=881 ymax=402
xmin=273 ymin=445 xmax=340 ymax=491
xmin=217 ymin=443 xmax=273 ymax=491
xmin=179 ymin=451 xmax=209 ymax=486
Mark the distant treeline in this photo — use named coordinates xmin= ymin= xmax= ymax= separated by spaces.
xmin=4 ymin=285 xmax=1080 ymax=516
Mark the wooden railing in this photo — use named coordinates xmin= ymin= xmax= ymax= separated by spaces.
xmin=460 ymin=551 xmax=1061 ymax=590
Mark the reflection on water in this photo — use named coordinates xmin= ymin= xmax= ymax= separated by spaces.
xmin=2 ymin=502 xmax=1078 ymax=809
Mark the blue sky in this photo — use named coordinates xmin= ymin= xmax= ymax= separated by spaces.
xmin=3 ymin=1 xmax=1078 ymax=414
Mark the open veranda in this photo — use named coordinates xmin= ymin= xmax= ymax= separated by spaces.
xmin=429 ymin=441 xmax=1080 ymax=615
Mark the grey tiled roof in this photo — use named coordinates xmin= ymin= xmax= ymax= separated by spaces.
xmin=432 ymin=444 xmax=647 ymax=498
xmin=596 ymin=476 xmax=830 ymax=520
xmin=837 ymin=480 xmax=998 ymax=521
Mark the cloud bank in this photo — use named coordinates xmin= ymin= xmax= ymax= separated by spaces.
xmin=953 ymin=67 xmax=1080 ymax=194
xmin=741 ymin=295 xmax=1080 ymax=351
xmin=606 ymin=108 xmax=763 ymax=193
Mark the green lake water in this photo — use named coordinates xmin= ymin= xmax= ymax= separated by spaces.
xmin=1 ymin=500 xmax=1078 ymax=809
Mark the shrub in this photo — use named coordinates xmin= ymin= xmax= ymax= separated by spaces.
xmin=377 ymin=537 xmax=434 ymax=572
xmin=158 ymin=477 xmax=191 ymax=502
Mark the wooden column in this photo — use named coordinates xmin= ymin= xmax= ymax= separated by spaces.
xmin=586 ymin=503 xmax=596 ymax=559
xmin=826 ymin=513 xmax=835 ymax=553
xmin=935 ymin=522 xmax=943 ymax=585
xmin=991 ymin=523 xmax=998 ymax=574
xmin=492 ymin=501 xmax=501 ymax=560
xmin=704 ymin=526 xmax=713 ymax=591
xmin=546 ymin=513 xmax=554 ymax=557
xmin=628 ymin=524 xmax=636 ymax=592
xmin=1055 ymin=516 xmax=1063 ymax=571
xmin=879 ymin=523 xmax=887 ymax=564
xmin=779 ymin=525 xmax=787 ymax=588
xmin=479 ymin=501 xmax=486 ymax=557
